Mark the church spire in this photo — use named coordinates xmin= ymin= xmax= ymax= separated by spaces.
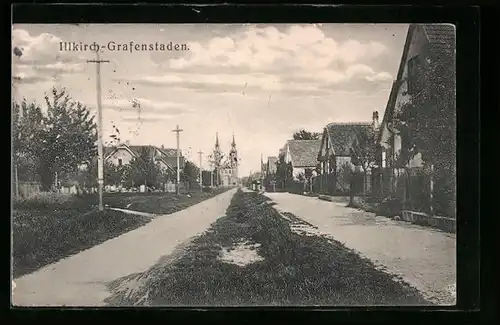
xmin=215 ymin=132 xmax=220 ymax=148
xmin=231 ymin=133 xmax=236 ymax=147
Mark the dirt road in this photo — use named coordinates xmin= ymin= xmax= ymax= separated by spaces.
xmin=12 ymin=189 xmax=236 ymax=307
xmin=265 ymin=192 xmax=456 ymax=305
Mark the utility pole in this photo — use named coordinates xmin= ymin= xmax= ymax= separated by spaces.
xmin=87 ymin=51 xmax=109 ymax=211
xmin=198 ymin=150 xmax=203 ymax=192
xmin=172 ymin=124 xmax=183 ymax=195
xmin=260 ymin=153 xmax=265 ymax=192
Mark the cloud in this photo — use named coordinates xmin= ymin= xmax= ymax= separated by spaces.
xmin=142 ymin=24 xmax=392 ymax=95
xmin=12 ymin=28 xmax=84 ymax=84
xmin=163 ymin=25 xmax=388 ymax=72
xmin=124 ymin=73 xmax=282 ymax=93
xmin=121 ymin=113 xmax=176 ymax=123
xmin=103 ymin=97 xmax=190 ymax=116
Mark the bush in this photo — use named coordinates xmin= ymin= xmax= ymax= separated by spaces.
xmin=378 ymin=196 xmax=403 ymax=217
xmin=13 ymin=191 xmax=91 ymax=211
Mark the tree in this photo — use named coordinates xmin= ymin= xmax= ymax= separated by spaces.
xmin=336 ymin=161 xmax=353 ymax=193
xmin=13 ymin=88 xmax=98 ymax=190
xmin=124 ymin=147 xmax=161 ymax=188
xmin=350 ymin=127 xmax=378 ymax=196
xmin=275 ymin=153 xmax=293 ymax=188
xmin=181 ymin=160 xmax=200 ymax=189
xmin=393 ymin=44 xmax=456 ymax=216
xmin=12 ymin=100 xmax=44 ymax=183
xmin=293 ymin=129 xmax=321 ymax=140
xmin=304 ymin=168 xmax=314 ymax=192
xmin=104 ymin=160 xmax=127 ymax=186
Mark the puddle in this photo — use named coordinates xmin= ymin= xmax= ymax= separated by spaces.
xmin=218 ymin=240 xmax=265 ymax=267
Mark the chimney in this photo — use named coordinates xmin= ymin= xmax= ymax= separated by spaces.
xmin=372 ymin=111 xmax=379 ymax=130
xmin=125 ymin=140 xmax=130 ymax=146
xmin=161 ymin=144 xmax=164 ymax=149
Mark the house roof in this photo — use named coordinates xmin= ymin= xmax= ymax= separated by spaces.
xmin=267 ymin=156 xmax=278 ymax=165
xmin=286 ymin=139 xmax=321 ymax=168
xmin=378 ymin=24 xmax=455 ymax=143
xmin=103 ymin=144 xmax=184 ymax=172
xmin=267 ymin=156 xmax=278 ymax=173
xmin=421 ymin=24 xmax=456 ymax=56
xmin=326 ymin=123 xmax=372 ymax=156
xmin=127 ymin=145 xmax=181 ymax=158
xmin=105 ymin=145 xmax=182 ymax=159
xmin=378 ymin=80 xmax=400 ymax=142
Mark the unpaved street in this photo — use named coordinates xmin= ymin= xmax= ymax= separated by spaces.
xmin=12 ymin=189 xmax=236 ymax=307
xmin=265 ymin=192 xmax=456 ymax=305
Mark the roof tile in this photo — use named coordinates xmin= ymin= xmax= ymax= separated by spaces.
xmin=326 ymin=123 xmax=372 ymax=156
xmin=287 ymin=140 xmax=321 ymax=168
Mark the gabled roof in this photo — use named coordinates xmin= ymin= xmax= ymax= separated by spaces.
xmin=326 ymin=123 xmax=372 ymax=156
xmin=377 ymin=24 xmax=456 ymax=143
xmin=105 ymin=144 xmax=182 ymax=160
xmin=286 ymin=139 xmax=321 ymax=168
xmin=103 ymin=144 xmax=184 ymax=172
xmin=267 ymin=156 xmax=278 ymax=173
xmin=421 ymin=24 xmax=456 ymax=56
xmin=267 ymin=156 xmax=278 ymax=165
xmin=378 ymin=80 xmax=400 ymax=142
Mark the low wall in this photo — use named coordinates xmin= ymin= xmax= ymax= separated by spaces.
xmin=401 ymin=210 xmax=456 ymax=233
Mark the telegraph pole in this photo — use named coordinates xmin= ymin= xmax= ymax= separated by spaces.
xmin=87 ymin=51 xmax=109 ymax=211
xmin=198 ymin=150 xmax=203 ymax=192
xmin=261 ymin=153 xmax=265 ymax=192
xmin=172 ymin=125 xmax=183 ymax=195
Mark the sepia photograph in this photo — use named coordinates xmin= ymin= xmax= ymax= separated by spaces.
xmin=11 ymin=23 xmax=456 ymax=307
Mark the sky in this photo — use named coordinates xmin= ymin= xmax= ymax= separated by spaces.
xmin=12 ymin=23 xmax=408 ymax=177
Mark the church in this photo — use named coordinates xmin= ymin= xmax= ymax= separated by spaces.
xmin=212 ymin=133 xmax=239 ymax=187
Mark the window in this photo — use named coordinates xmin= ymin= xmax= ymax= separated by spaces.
xmin=381 ymin=151 xmax=387 ymax=168
xmin=407 ymin=55 xmax=422 ymax=95
xmin=118 ymin=158 xmax=123 ymax=166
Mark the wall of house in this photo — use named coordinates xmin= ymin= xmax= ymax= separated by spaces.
xmin=107 ymin=148 xmax=135 ymax=165
xmin=392 ymin=25 xmax=428 ymax=169
xmin=380 ymin=124 xmax=392 ymax=150
xmin=292 ymin=167 xmax=305 ymax=179
xmin=335 ymin=156 xmax=353 ymax=171
xmin=285 ymin=146 xmax=292 ymax=164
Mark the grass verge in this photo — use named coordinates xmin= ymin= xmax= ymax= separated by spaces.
xmin=12 ymin=188 xmax=229 ymax=278
xmin=12 ymin=209 xmax=151 ymax=278
xmin=103 ymin=187 xmax=230 ymax=214
xmin=106 ymin=189 xmax=431 ymax=306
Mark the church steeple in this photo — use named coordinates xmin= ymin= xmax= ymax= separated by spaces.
xmin=215 ymin=132 xmax=220 ymax=148
xmin=231 ymin=133 xmax=236 ymax=148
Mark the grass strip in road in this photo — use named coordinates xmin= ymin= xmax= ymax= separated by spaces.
xmin=106 ymin=189 xmax=431 ymax=306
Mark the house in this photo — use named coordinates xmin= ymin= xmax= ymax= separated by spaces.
xmin=266 ymin=156 xmax=278 ymax=176
xmin=281 ymin=140 xmax=322 ymax=179
xmin=377 ymin=23 xmax=455 ymax=195
xmin=317 ymin=112 xmax=379 ymax=194
xmin=104 ymin=142 xmax=185 ymax=174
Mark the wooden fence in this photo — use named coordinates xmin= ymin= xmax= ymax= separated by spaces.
xmin=14 ymin=181 xmax=41 ymax=199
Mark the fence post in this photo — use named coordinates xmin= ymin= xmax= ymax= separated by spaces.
xmin=14 ymin=164 xmax=19 ymax=199
xmin=429 ymin=164 xmax=434 ymax=215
